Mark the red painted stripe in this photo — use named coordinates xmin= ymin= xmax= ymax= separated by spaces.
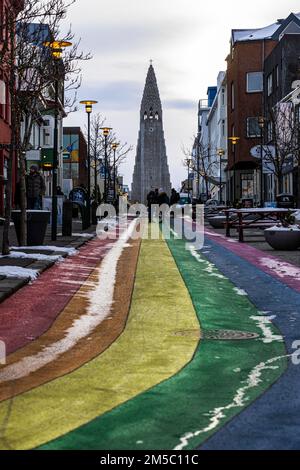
xmin=204 ymin=228 xmax=300 ymax=292
xmin=0 ymin=235 xmax=118 ymax=355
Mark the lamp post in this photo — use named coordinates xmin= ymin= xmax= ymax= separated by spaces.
xmin=186 ymin=158 xmax=192 ymax=200
xmin=101 ymin=127 xmax=112 ymax=202
xmin=217 ymin=148 xmax=225 ymax=204
xmin=258 ymin=116 xmax=265 ymax=207
xmin=228 ymin=136 xmax=240 ymax=206
xmin=111 ymin=142 xmax=119 ymax=201
xmin=80 ymin=100 xmax=98 ymax=225
xmin=43 ymin=40 xmax=72 ymax=241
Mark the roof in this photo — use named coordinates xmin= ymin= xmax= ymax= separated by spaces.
xmin=232 ymin=12 xmax=300 ymax=44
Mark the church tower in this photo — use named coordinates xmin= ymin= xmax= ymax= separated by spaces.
xmin=131 ymin=64 xmax=171 ymax=203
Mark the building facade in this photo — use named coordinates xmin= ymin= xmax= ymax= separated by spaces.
xmin=264 ymin=27 xmax=300 ymax=202
xmin=63 ymin=127 xmax=88 ymax=195
xmin=0 ymin=0 xmax=24 ymax=215
xmin=226 ymin=12 xmax=300 ymax=206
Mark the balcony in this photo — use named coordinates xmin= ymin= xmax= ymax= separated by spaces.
xmin=198 ymin=99 xmax=209 ymax=110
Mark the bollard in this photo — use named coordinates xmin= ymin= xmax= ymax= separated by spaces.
xmin=62 ymin=199 xmax=73 ymax=237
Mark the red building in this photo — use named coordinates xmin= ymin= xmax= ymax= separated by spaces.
xmin=226 ymin=13 xmax=300 ymax=205
xmin=0 ymin=0 xmax=24 ymax=215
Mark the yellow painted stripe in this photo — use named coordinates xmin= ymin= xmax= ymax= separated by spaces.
xmin=0 ymin=236 xmax=200 ymax=450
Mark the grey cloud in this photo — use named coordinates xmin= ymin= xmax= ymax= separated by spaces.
xmin=164 ymin=99 xmax=196 ymax=110
xmin=80 ymin=80 xmax=142 ymax=111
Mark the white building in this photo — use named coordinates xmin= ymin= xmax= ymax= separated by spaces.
xmin=193 ymin=74 xmax=228 ymax=202
xmin=206 ymin=71 xmax=228 ymax=202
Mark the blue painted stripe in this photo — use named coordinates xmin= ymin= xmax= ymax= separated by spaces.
xmin=199 ymin=238 xmax=300 ymax=450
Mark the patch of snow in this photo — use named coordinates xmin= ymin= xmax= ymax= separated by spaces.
xmin=265 ymin=225 xmax=300 ymax=232
xmin=260 ymin=257 xmax=300 ymax=280
xmin=174 ymin=353 xmax=289 ymax=450
xmin=0 ymin=251 xmax=62 ymax=262
xmin=233 ymin=287 xmax=248 ymax=297
xmin=251 ymin=315 xmax=283 ymax=344
xmin=0 ymin=266 xmax=39 ymax=280
xmin=0 ymin=219 xmax=138 ymax=383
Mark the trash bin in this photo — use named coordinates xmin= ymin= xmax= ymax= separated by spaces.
xmin=11 ymin=210 xmax=51 ymax=246
xmin=276 ymin=193 xmax=295 ymax=209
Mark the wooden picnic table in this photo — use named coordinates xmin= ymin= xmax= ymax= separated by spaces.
xmin=223 ymin=208 xmax=295 ymax=242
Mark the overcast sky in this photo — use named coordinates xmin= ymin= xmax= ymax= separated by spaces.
xmin=64 ymin=0 xmax=300 ymax=190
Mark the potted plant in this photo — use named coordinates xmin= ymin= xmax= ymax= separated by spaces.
xmin=264 ymin=213 xmax=300 ymax=251
xmin=11 ymin=210 xmax=51 ymax=246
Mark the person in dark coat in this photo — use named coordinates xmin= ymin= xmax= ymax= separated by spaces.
xmin=157 ymin=188 xmax=170 ymax=206
xmin=170 ymin=188 xmax=180 ymax=206
xmin=147 ymin=190 xmax=156 ymax=222
xmin=26 ymin=165 xmax=46 ymax=210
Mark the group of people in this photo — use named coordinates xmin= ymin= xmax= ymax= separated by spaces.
xmin=146 ymin=187 xmax=180 ymax=222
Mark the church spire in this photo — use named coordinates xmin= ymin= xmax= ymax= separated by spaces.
xmin=141 ymin=63 xmax=162 ymax=120
xmin=132 ymin=64 xmax=171 ymax=203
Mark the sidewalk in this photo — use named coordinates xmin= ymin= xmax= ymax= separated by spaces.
xmin=205 ymin=220 xmax=300 ymax=267
xmin=0 ymin=220 xmax=97 ymax=303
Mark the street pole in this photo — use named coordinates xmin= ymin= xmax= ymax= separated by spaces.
xmin=104 ymin=134 xmax=108 ymax=203
xmin=113 ymin=147 xmax=116 ymax=200
xmin=51 ymin=73 xmax=59 ymax=241
xmin=101 ymin=127 xmax=112 ymax=203
xmin=111 ymin=143 xmax=119 ymax=202
xmin=259 ymin=117 xmax=265 ymax=207
xmin=197 ymin=135 xmax=200 ymax=199
xmin=94 ymin=143 xmax=98 ymax=205
xmin=80 ymin=100 xmax=98 ymax=225
xmin=43 ymin=41 xmax=72 ymax=241
xmin=228 ymin=137 xmax=240 ymax=207
xmin=87 ymin=110 xmax=91 ymax=225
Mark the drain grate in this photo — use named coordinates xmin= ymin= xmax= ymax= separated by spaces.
xmin=202 ymin=329 xmax=259 ymax=341
xmin=174 ymin=329 xmax=259 ymax=341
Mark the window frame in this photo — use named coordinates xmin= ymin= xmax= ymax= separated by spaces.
xmin=246 ymin=72 xmax=263 ymax=93
xmin=246 ymin=117 xmax=261 ymax=138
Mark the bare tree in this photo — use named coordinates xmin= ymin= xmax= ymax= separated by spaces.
xmin=263 ymin=102 xmax=300 ymax=197
xmin=0 ymin=0 xmax=91 ymax=254
xmin=88 ymin=112 xmax=133 ymax=200
xmin=182 ymin=139 xmax=219 ymax=200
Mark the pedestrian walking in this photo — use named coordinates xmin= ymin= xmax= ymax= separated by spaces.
xmin=147 ymin=189 xmax=156 ymax=222
xmin=26 ymin=165 xmax=46 ymax=210
xmin=170 ymin=188 xmax=180 ymax=206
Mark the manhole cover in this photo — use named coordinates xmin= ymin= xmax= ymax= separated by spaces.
xmin=202 ymin=329 xmax=259 ymax=341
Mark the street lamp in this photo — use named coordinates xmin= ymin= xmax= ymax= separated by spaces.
xmin=43 ymin=40 xmax=72 ymax=241
xmin=111 ymin=142 xmax=120 ymax=201
xmin=228 ymin=136 xmax=240 ymax=205
xmin=217 ymin=148 xmax=225 ymax=204
xmin=258 ymin=116 xmax=265 ymax=207
xmin=101 ymin=127 xmax=112 ymax=202
xmin=80 ymin=100 xmax=98 ymax=225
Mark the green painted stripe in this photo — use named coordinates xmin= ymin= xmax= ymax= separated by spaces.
xmin=39 ymin=235 xmax=287 ymax=451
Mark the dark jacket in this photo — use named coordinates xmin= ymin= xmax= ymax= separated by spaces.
xmin=26 ymin=173 xmax=46 ymax=199
xmin=157 ymin=192 xmax=170 ymax=206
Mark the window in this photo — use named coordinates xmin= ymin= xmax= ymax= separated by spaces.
xmin=43 ymin=128 xmax=51 ymax=146
xmin=247 ymin=117 xmax=261 ymax=138
xmin=221 ymin=88 xmax=225 ymax=106
xmin=246 ymin=72 xmax=263 ymax=93
xmin=231 ymin=82 xmax=235 ymax=110
xmin=241 ymin=173 xmax=254 ymax=198
xmin=222 ymin=120 xmax=225 ymax=137
xmin=267 ymin=73 xmax=273 ymax=96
